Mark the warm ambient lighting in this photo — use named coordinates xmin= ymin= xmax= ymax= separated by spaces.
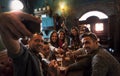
xmin=10 ymin=0 xmax=24 ymax=11
xmin=59 ymin=1 xmax=68 ymax=13
xmin=59 ymin=2 xmax=65 ymax=10
xmin=79 ymin=11 xmax=108 ymax=21
xmin=95 ymin=23 xmax=104 ymax=32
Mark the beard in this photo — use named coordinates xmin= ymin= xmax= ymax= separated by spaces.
xmin=84 ymin=47 xmax=92 ymax=54
xmin=31 ymin=45 xmax=42 ymax=54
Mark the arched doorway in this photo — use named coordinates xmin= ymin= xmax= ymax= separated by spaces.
xmin=79 ymin=11 xmax=108 ymax=21
xmin=78 ymin=11 xmax=111 ymax=51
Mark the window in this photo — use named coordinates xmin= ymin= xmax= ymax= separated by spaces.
xmin=95 ymin=23 xmax=104 ymax=32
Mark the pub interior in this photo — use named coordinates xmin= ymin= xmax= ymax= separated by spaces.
xmin=0 ymin=0 xmax=120 ymax=76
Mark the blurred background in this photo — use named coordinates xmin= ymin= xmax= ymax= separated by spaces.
xmin=0 ymin=0 xmax=120 ymax=58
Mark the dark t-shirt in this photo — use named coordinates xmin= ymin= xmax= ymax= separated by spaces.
xmin=8 ymin=45 xmax=43 ymax=76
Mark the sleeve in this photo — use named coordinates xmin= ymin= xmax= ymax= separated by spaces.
xmin=49 ymin=43 xmax=58 ymax=52
xmin=67 ymin=57 xmax=91 ymax=71
xmin=8 ymin=44 xmax=24 ymax=58
xmin=91 ymin=55 xmax=108 ymax=76
xmin=9 ymin=44 xmax=29 ymax=65
xmin=72 ymin=48 xmax=84 ymax=55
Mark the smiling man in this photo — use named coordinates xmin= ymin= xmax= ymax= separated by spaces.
xmin=0 ymin=11 xmax=44 ymax=76
xmin=80 ymin=32 xmax=120 ymax=76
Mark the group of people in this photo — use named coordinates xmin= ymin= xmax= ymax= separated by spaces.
xmin=0 ymin=11 xmax=120 ymax=76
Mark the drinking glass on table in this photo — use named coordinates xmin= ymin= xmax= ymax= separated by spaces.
xmin=57 ymin=57 xmax=63 ymax=67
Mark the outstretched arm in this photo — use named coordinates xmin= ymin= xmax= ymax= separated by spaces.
xmin=0 ymin=11 xmax=40 ymax=54
xmin=0 ymin=33 xmax=20 ymax=54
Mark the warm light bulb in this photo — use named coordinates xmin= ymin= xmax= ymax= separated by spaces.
xmin=10 ymin=0 xmax=24 ymax=10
